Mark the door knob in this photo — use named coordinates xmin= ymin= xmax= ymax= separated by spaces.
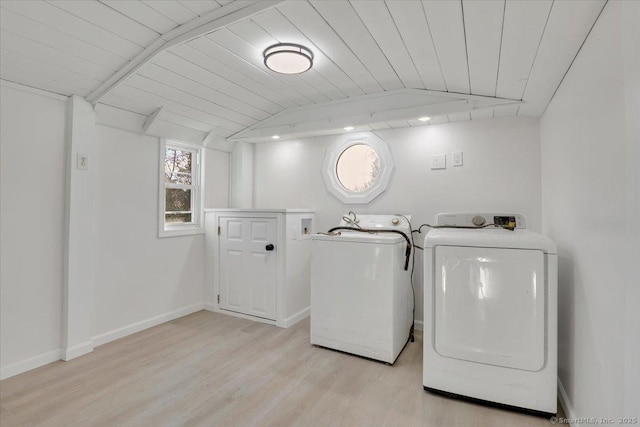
xmin=265 ymin=244 xmax=275 ymax=251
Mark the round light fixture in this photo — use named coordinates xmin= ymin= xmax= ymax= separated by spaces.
xmin=271 ymin=135 xmax=280 ymax=140
xmin=418 ymin=116 xmax=431 ymax=122
xmin=344 ymin=126 xmax=355 ymax=131
xmin=264 ymin=43 xmax=313 ymax=74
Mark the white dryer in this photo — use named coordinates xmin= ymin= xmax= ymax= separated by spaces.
xmin=311 ymin=214 xmax=413 ymax=364
xmin=423 ymin=213 xmax=558 ymax=415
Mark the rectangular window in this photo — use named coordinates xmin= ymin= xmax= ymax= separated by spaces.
xmin=159 ymin=140 xmax=203 ymax=237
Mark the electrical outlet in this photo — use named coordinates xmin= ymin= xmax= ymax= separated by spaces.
xmin=77 ymin=153 xmax=89 ymax=170
xmin=452 ymin=151 xmax=463 ymax=167
xmin=431 ymin=154 xmax=446 ymax=170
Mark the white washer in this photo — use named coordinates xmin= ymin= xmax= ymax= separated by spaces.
xmin=423 ymin=213 xmax=558 ymax=415
xmin=311 ymin=214 xmax=413 ymax=364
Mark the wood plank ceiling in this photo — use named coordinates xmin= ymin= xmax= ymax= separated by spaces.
xmin=0 ymin=0 xmax=607 ymax=144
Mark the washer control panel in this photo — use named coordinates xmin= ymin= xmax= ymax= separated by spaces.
xmin=472 ymin=215 xmax=486 ymax=226
xmin=435 ymin=213 xmax=526 ymax=229
xmin=338 ymin=214 xmax=412 ymax=231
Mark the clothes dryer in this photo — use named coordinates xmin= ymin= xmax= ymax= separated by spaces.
xmin=423 ymin=213 xmax=557 ymax=415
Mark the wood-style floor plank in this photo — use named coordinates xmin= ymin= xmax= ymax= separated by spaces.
xmin=0 ymin=311 xmax=560 ymax=426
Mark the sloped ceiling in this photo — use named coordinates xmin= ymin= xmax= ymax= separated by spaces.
xmin=0 ymin=0 xmax=607 ymax=147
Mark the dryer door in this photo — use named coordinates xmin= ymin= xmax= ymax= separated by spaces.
xmin=433 ymin=246 xmax=545 ymax=371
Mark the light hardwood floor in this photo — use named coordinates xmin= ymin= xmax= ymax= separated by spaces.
xmin=0 ymin=311 xmax=560 ymax=426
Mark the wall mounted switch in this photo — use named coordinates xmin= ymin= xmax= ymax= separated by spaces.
xmin=431 ymin=154 xmax=446 ymax=170
xmin=77 ymin=153 xmax=89 ymax=170
xmin=452 ymin=151 xmax=463 ymax=167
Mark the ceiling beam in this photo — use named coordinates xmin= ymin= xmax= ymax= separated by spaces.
xmin=142 ymin=107 xmax=164 ymax=134
xmin=228 ymin=89 xmax=522 ymax=143
xmin=86 ymin=0 xmax=285 ymax=105
xmin=202 ymin=128 xmax=235 ymax=152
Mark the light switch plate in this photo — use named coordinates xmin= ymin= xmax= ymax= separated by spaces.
xmin=452 ymin=151 xmax=463 ymax=167
xmin=431 ymin=154 xmax=446 ymax=170
xmin=77 ymin=153 xmax=89 ymax=170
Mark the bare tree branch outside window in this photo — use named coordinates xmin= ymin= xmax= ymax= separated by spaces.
xmin=164 ymin=148 xmax=193 ymax=223
xmin=336 ymin=144 xmax=381 ymax=192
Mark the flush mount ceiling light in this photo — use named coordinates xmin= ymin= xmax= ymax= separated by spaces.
xmin=418 ymin=116 xmax=431 ymax=122
xmin=264 ymin=43 xmax=313 ymax=74
xmin=271 ymin=135 xmax=280 ymax=140
xmin=344 ymin=126 xmax=355 ymax=131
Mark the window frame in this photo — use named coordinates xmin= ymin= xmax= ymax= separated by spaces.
xmin=321 ymin=132 xmax=394 ymax=204
xmin=158 ymin=139 xmax=204 ymax=238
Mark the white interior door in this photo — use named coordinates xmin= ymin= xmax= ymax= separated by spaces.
xmin=219 ymin=216 xmax=277 ymax=320
xmin=433 ymin=246 xmax=545 ymax=371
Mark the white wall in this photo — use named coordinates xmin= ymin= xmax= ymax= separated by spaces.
xmin=621 ymin=0 xmax=640 ymax=416
xmin=540 ymin=0 xmax=639 ymax=419
xmin=229 ymin=141 xmax=253 ymax=208
xmin=1 ymin=83 xmax=231 ymax=376
xmin=254 ymin=116 xmax=542 ymax=322
xmin=0 ymin=84 xmax=67 ymax=375
xmin=62 ymin=95 xmax=97 ymax=360
xmin=92 ymin=125 xmax=230 ymax=342
xmin=204 ymin=147 xmax=229 ymax=209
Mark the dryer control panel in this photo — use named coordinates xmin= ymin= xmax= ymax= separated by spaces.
xmin=435 ymin=213 xmax=527 ymax=229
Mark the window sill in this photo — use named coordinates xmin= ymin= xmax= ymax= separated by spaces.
xmin=158 ymin=226 xmax=204 ymax=238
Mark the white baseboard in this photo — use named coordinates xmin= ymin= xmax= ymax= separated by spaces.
xmin=209 ymin=306 xmax=309 ymax=329
xmin=216 ymin=308 xmax=277 ymax=326
xmin=558 ymin=377 xmax=576 ymax=426
xmin=413 ymin=320 xmax=424 ymax=331
xmin=279 ymin=306 xmax=310 ymax=328
xmin=1 ymin=348 xmax=61 ymax=380
xmin=1 ymin=304 xmax=205 ymax=381
xmin=92 ymin=302 xmax=204 ymax=347
xmin=62 ymin=340 xmax=94 ymax=361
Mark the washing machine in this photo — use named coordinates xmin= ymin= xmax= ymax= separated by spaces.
xmin=423 ymin=213 xmax=558 ymax=416
xmin=310 ymin=214 xmax=413 ymax=364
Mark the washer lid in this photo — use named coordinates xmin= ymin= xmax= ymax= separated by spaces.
xmin=312 ymin=231 xmax=405 ymax=244
xmin=424 ymin=228 xmax=557 ymax=254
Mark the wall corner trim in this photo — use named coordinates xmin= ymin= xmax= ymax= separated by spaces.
xmin=62 ymin=95 xmax=97 ymax=361
xmin=558 ymin=378 xmax=576 ymax=426
xmin=0 ymin=79 xmax=68 ymax=102
xmin=61 ymin=341 xmax=94 ymax=361
xmin=277 ymin=306 xmax=310 ymax=328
